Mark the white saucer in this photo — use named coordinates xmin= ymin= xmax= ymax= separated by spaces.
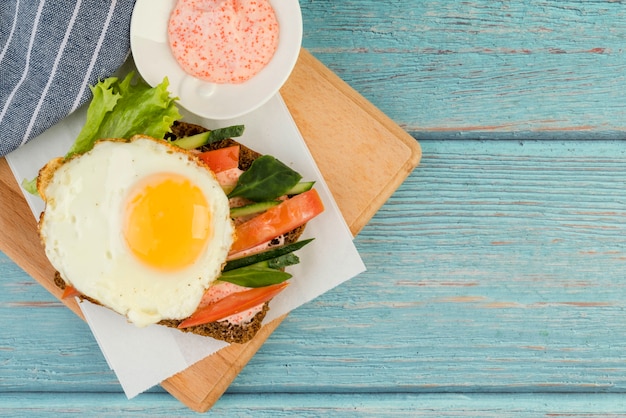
xmin=130 ymin=0 xmax=302 ymax=120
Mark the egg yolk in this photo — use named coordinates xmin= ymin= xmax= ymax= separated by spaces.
xmin=124 ymin=173 xmax=212 ymax=271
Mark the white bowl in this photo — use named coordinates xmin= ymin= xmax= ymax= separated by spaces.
xmin=130 ymin=0 xmax=302 ymax=120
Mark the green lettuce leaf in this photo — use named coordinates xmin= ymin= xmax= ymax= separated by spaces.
xmin=21 ymin=177 xmax=38 ymax=195
xmin=65 ymin=72 xmax=181 ymax=158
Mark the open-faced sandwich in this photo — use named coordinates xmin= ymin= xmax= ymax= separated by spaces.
xmin=28 ymin=73 xmax=324 ymax=344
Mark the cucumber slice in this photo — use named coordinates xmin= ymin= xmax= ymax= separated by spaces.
xmin=170 ymin=125 xmax=245 ymax=150
xmin=286 ymin=181 xmax=315 ymax=195
xmin=223 ymin=238 xmax=314 ymax=272
xmin=230 ymin=201 xmax=280 ymax=218
xmin=248 ymin=253 xmax=300 ymax=270
xmin=170 ymin=131 xmax=211 ymax=149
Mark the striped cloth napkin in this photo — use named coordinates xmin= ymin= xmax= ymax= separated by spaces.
xmin=0 ymin=0 xmax=136 ymax=157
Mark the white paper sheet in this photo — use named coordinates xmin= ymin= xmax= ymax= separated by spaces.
xmin=6 ymin=92 xmax=366 ymax=398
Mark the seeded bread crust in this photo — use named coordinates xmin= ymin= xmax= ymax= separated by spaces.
xmin=52 ymin=121 xmax=305 ymax=344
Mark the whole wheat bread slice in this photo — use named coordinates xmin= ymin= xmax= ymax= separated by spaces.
xmin=53 ymin=121 xmax=305 ymax=344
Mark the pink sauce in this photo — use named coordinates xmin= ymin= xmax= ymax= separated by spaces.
xmin=216 ymin=167 xmax=243 ymax=191
xmin=168 ymin=0 xmax=279 ymax=84
xmin=199 ymin=281 xmax=265 ymax=324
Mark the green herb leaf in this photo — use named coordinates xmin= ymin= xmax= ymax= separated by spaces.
xmin=219 ymin=267 xmax=292 ymax=288
xmin=228 ymin=155 xmax=302 ymax=201
xmin=210 ymin=125 xmax=245 ymax=142
xmin=65 ymin=72 xmax=181 ymax=158
xmin=223 ymin=238 xmax=314 ymax=272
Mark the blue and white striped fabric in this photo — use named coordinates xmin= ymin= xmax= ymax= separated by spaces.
xmin=0 ymin=0 xmax=136 ymax=157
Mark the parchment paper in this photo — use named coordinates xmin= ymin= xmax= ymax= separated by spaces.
xmin=6 ymin=93 xmax=366 ymax=398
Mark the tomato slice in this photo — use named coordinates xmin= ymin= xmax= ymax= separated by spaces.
xmin=198 ymin=145 xmax=240 ymax=173
xmin=228 ymin=189 xmax=324 ymax=255
xmin=178 ymin=282 xmax=289 ymax=328
xmin=62 ymin=284 xmax=81 ymax=299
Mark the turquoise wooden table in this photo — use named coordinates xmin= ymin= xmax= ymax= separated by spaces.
xmin=3 ymin=1 xmax=626 ymax=415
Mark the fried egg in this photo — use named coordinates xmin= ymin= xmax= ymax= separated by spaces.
xmin=38 ymin=136 xmax=234 ymax=327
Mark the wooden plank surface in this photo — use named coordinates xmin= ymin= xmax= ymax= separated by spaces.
xmin=4 ymin=140 xmax=626 ymax=415
xmin=0 ymin=49 xmax=421 ymax=412
xmin=302 ymin=0 xmax=626 ymax=139
xmin=3 ymin=393 xmax=626 ymax=417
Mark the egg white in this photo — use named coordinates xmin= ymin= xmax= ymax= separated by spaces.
xmin=39 ymin=136 xmax=234 ymax=327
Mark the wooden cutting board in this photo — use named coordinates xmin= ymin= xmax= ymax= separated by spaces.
xmin=0 ymin=49 xmax=421 ymax=412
